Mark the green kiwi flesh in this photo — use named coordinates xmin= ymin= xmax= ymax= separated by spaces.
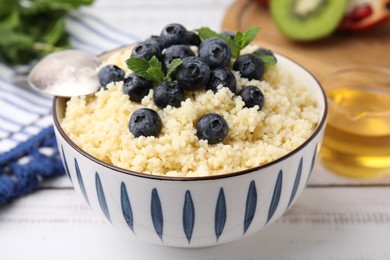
xmin=271 ymin=0 xmax=349 ymax=41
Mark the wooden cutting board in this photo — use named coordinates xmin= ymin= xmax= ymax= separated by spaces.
xmin=221 ymin=0 xmax=390 ymax=79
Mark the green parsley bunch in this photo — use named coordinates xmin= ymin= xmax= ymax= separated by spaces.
xmin=0 ymin=0 xmax=94 ymax=66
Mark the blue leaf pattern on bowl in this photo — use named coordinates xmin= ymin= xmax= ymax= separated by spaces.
xmin=310 ymin=144 xmax=318 ymax=174
xmin=307 ymin=143 xmax=318 ymax=184
xmin=74 ymin=158 xmax=89 ymax=205
xmin=95 ymin=172 xmax=111 ymax=222
xmin=183 ymin=190 xmax=195 ymax=243
xmin=267 ymin=170 xmax=283 ymax=223
xmin=151 ymin=188 xmax=164 ymax=241
xmin=61 ymin=145 xmax=72 ymax=183
xmin=215 ymin=188 xmax=226 ymax=241
xmin=244 ymin=180 xmax=257 ymax=234
xmin=120 ymin=182 xmax=134 ymax=233
xmin=287 ymin=157 xmax=303 ymax=208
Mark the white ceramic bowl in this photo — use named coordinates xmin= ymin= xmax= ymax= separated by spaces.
xmin=53 ymin=52 xmax=327 ymax=248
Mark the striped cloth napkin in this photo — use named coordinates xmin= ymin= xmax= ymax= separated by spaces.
xmin=0 ymin=10 xmax=139 ymax=204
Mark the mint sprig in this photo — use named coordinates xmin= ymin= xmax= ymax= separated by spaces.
xmin=235 ymin=27 xmax=260 ymax=51
xmin=195 ymin=26 xmax=260 ymax=58
xmin=126 ymin=56 xmax=182 ymax=83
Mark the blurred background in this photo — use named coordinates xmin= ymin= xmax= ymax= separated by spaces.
xmin=85 ymin=0 xmax=233 ymax=38
xmin=1 ymin=0 xmax=389 ymax=73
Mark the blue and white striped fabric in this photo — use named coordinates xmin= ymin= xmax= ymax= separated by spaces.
xmin=0 ymin=10 xmax=140 ymax=154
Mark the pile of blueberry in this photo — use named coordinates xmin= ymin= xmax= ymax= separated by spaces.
xmin=98 ymin=23 xmax=276 ymax=145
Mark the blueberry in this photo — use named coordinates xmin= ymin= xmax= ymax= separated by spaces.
xmin=206 ymin=67 xmax=236 ymax=93
xmin=144 ymin=35 xmax=162 ymax=52
xmin=184 ymin=31 xmax=201 ymax=46
xmin=233 ymin=54 xmax=265 ymax=81
xmin=131 ymin=42 xmax=161 ymax=61
xmin=159 ymin=23 xmax=187 ymax=49
xmin=98 ymin=64 xmax=125 ymax=87
xmin=162 ymin=45 xmax=195 ymax=72
xmin=153 ymin=81 xmax=185 ymax=109
xmin=199 ymin=37 xmax=232 ymax=69
xmin=220 ymin=31 xmax=235 ymax=40
xmin=253 ymin=48 xmax=277 ymax=62
xmin=238 ymin=86 xmax=265 ymax=110
xmin=196 ymin=113 xmax=228 ymax=144
xmin=176 ymin=57 xmax=210 ymax=91
xmin=123 ymin=73 xmax=153 ymax=102
xmin=129 ymin=108 xmax=162 ymax=138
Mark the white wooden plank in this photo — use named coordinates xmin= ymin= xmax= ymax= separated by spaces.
xmin=40 ymin=175 xmax=72 ymax=188
xmin=1 ymin=187 xmax=390 ymax=259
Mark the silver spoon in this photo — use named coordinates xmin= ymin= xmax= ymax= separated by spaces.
xmin=28 ymin=50 xmax=102 ymax=97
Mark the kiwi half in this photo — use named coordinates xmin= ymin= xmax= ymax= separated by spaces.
xmin=271 ymin=0 xmax=349 ymax=41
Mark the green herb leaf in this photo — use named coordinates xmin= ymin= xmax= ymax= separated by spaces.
xmin=195 ymin=26 xmax=260 ymax=58
xmin=0 ymin=0 xmax=19 ymax=15
xmin=0 ymin=0 xmax=94 ymax=65
xmin=195 ymin=27 xmax=240 ymax=58
xmin=236 ymin=26 xmax=260 ymax=50
xmin=254 ymin=52 xmax=277 ymax=65
xmin=235 ymin=31 xmax=244 ymax=48
xmin=146 ymin=56 xmax=164 ymax=83
xmin=0 ymin=29 xmax=32 ymax=46
xmin=43 ymin=18 xmax=66 ymax=46
xmin=0 ymin=10 xmax=19 ymax=30
xmin=195 ymin=27 xmax=219 ymax=40
xmin=126 ymin=57 xmax=152 ymax=80
xmin=221 ymin=35 xmax=240 ymax=59
xmin=126 ymin=56 xmax=167 ymax=83
xmin=165 ymin=58 xmax=182 ymax=81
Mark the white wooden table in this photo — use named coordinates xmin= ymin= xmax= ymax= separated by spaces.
xmin=2 ymin=1 xmax=390 ymax=259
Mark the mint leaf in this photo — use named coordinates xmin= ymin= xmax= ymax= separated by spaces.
xmin=195 ymin=26 xmax=260 ymax=58
xmin=165 ymin=58 xmax=182 ymax=81
xmin=146 ymin=56 xmax=164 ymax=83
xmin=236 ymin=26 xmax=260 ymax=50
xmin=235 ymin=31 xmax=244 ymax=49
xmin=195 ymin=27 xmax=240 ymax=58
xmin=195 ymin=27 xmax=220 ymax=39
xmin=126 ymin=55 xmax=168 ymax=83
xmin=220 ymin=34 xmax=240 ymax=59
xmin=254 ymin=52 xmax=277 ymax=65
xmin=126 ymin=57 xmax=152 ymax=80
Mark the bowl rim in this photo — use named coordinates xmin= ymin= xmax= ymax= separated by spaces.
xmin=53 ymin=50 xmax=328 ymax=182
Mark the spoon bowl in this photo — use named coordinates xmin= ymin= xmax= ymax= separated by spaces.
xmin=28 ymin=50 xmax=102 ymax=97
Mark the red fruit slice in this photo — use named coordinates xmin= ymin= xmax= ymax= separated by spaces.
xmin=339 ymin=0 xmax=390 ymax=31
